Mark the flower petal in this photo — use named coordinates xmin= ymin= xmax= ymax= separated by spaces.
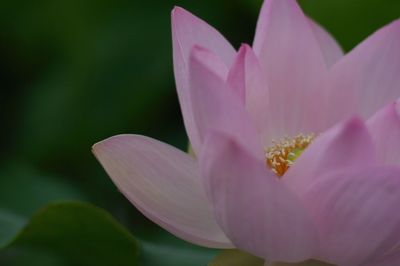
xmin=200 ymin=131 xmax=319 ymax=262
xmin=325 ymin=19 xmax=400 ymax=127
xmin=308 ymin=19 xmax=343 ymax=67
xmin=365 ymin=252 xmax=400 ymax=266
xmin=303 ymin=166 xmax=400 ymax=265
xmin=283 ymin=118 xmax=377 ymax=197
xmin=171 ymin=7 xmax=236 ymax=155
xmin=253 ymin=0 xmax=327 ymax=137
xmin=226 ymin=44 xmax=247 ymax=103
xmin=92 ymin=134 xmax=232 ymax=248
xmin=227 ymin=44 xmax=271 ymax=146
xmin=367 ymin=99 xmax=400 ymax=166
xmin=189 ymin=46 xmax=264 ymax=159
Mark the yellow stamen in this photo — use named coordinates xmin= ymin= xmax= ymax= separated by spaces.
xmin=265 ymin=134 xmax=315 ymax=177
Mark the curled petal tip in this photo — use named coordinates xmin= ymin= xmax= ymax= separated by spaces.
xmin=92 ymin=134 xmax=122 ymax=154
xmin=189 ymin=45 xmax=228 ymax=79
xmin=239 ymin=43 xmax=251 ymax=50
xmin=338 ymin=117 xmax=370 ymax=139
xmin=171 ymin=6 xmax=187 ymax=18
xmin=342 ymin=116 xmax=366 ymax=130
xmin=236 ymin=44 xmax=254 ymax=60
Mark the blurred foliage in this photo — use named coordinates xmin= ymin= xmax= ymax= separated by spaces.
xmin=0 ymin=201 xmax=217 ymax=266
xmin=299 ymin=0 xmax=400 ymax=51
xmin=0 ymin=202 xmax=140 ymax=266
xmin=209 ymin=249 xmax=264 ymax=266
xmin=0 ymin=164 xmax=85 ymax=247
xmin=0 ymin=0 xmax=399 ymax=265
xmin=138 ymin=233 xmax=217 ymax=266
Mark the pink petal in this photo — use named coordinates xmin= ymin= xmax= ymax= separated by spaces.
xmin=92 ymin=134 xmax=232 ymax=248
xmin=283 ymin=118 xmax=377 ymax=197
xmin=365 ymin=252 xmax=400 ymax=266
xmin=226 ymin=44 xmax=247 ymax=103
xmin=303 ymin=166 xmax=400 ymax=265
xmin=227 ymin=44 xmax=271 ymax=146
xmin=253 ymin=0 xmax=328 ymax=138
xmin=367 ymin=99 xmax=400 ymax=166
xmin=171 ymin=7 xmax=236 ymax=155
xmin=308 ymin=19 xmax=343 ymax=67
xmin=325 ymin=19 xmax=400 ymax=127
xmin=189 ymin=46 xmax=264 ymax=159
xmin=200 ymin=131 xmax=319 ymax=262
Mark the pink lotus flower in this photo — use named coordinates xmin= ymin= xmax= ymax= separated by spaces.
xmin=92 ymin=0 xmax=400 ymax=265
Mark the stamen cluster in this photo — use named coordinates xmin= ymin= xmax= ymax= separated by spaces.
xmin=265 ymin=134 xmax=315 ymax=177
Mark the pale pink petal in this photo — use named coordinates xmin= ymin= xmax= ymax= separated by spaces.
xmin=189 ymin=46 xmax=264 ymax=159
xmin=171 ymin=7 xmax=236 ymax=155
xmin=190 ymin=45 xmax=229 ymax=81
xmin=227 ymin=44 xmax=271 ymax=146
xmin=367 ymin=99 xmax=400 ymax=166
xmin=253 ymin=0 xmax=327 ymax=138
xmin=325 ymin=19 xmax=400 ymax=127
xmin=92 ymin=134 xmax=232 ymax=248
xmin=308 ymin=19 xmax=343 ymax=67
xmin=365 ymin=252 xmax=400 ymax=266
xmin=226 ymin=44 xmax=247 ymax=103
xmin=200 ymin=131 xmax=319 ymax=262
xmin=283 ymin=118 xmax=377 ymax=197
xmin=303 ymin=166 xmax=400 ymax=265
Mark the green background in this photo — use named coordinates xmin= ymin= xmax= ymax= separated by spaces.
xmin=0 ymin=0 xmax=399 ymax=265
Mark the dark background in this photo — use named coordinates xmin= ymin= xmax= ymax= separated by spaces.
xmin=0 ymin=0 xmax=399 ymax=265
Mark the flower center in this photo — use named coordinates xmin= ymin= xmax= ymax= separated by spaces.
xmin=265 ymin=134 xmax=315 ymax=177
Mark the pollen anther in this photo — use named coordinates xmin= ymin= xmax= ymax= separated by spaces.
xmin=265 ymin=133 xmax=315 ymax=177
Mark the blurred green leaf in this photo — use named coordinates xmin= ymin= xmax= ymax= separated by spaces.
xmin=209 ymin=249 xmax=264 ymax=266
xmin=0 ymin=201 xmax=140 ymax=266
xmin=0 ymin=200 xmax=217 ymax=266
xmin=0 ymin=163 xmax=86 ymax=246
xmin=138 ymin=230 xmax=218 ymax=266
xmin=0 ymin=248 xmax=69 ymax=266
xmin=0 ymin=210 xmax=25 ymax=247
xmin=0 ymin=164 xmax=85 ymax=217
xmin=0 ymin=162 xmax=216 ymax=266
